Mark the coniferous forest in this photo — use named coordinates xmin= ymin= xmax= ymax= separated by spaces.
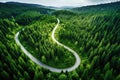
xmin=0 ymin=1 xmax=120 ymax=80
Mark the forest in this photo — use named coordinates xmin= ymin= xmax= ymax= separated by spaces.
xmin=0 ymin=1 xmax=120 ymax=80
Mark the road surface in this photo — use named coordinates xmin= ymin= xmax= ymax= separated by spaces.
xmin=15 ymin=18 xmax=81 ymax=73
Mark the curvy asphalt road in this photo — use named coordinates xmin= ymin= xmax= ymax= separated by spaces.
xmin=14 ymin=18 xmax=81 ymax=73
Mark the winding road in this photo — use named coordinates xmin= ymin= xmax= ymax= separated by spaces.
xmin=15 ymin=18 xmax=81 ymax=73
